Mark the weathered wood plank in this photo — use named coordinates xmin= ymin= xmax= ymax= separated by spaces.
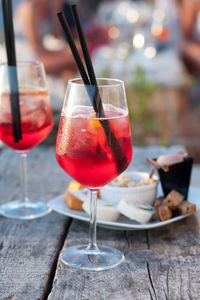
xmin=145 ymin=214 xmax=200 ymax=300
xmin=48 ymin=220 xmax=152 ymax=300
xmin=0 ymin=146 xmax=70 ymax=206
xmin=0 ymin=214 xmax=70 ymax=300
xmin=0 ymin=146 xmax=71 ymax=300
xmin=49 ymin=214 xmax=200 ymax=300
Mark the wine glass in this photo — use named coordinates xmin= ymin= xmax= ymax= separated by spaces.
xmin=0 ymin=61 xmax=54 ymax=219
xmin=55 ymin=78 xmax=133 ymax=271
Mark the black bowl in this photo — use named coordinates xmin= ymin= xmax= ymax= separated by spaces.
xmin=157 ymin=157 xmax=194 ymax=199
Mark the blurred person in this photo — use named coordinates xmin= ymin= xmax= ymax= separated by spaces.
xmin=174 ymin=0 xmax=200 ymax=75
xmin=16 ymin=0 xmax=108 ymax=77
xmin=16 ymin=0 xmax=77 ymax=79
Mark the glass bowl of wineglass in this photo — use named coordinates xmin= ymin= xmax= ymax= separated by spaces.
xmin=0 ymin=61 xmax=54 ymax=219
xmin=55 ymin=78 xmax=133 ymax=271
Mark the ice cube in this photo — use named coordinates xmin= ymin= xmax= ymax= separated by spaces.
xmin=21 ymin=100 xmax=48 ymax=131
xmin=0 ymin=97 xmax=11 ymax=123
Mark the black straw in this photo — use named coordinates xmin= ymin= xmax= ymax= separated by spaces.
xmin=57 ymin=9 xmax=128 ymax=175
xmin=57 ymin=12 xmax=90 ymax=85
xmin=71 ymin=4 xmax=104 ymax=117
xmin=57 ymin=12 xmax=98 ymax=113
xmin=2 ymin=0 xmax=22 ymax=142
xmin=71 ymin=5 xmax=97 ymax=85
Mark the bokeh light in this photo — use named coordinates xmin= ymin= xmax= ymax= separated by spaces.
xmin=108 ymin=26 xmax=120 ymax=39
xmin=133 ymin=33 xmax=145 ymax=49
xmin=116 ymin=42 xmax=130 ymax=60
xmin=102 ymin=46 xmax=114 ymax=59
xmin=144 ymin=46 xmax=157 ymax=58
xmin=117 ymin=1 xmax=130 ymax=15
xmin=151 ymin=23 xmax=163 ymax=37
xmin=126 ymin=9 xmax=139 ymax=23
xmin=153 ymin=9 xmax=165 ymax=23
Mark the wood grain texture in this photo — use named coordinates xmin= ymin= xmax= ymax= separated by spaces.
xmin=49 ymin=215 xmax=200 ymax=300
xmin=1 ymin=145 xmax=197 ymax=300
xmin=0 ymin=146 xmax=70 ymax=206
xmin=0 ymin=146 xmax=71 ymax=300
xmin=145 ymin=214 xmax=200 ymax=300
xmin=48 ymin=220 xmax=151 ymax=300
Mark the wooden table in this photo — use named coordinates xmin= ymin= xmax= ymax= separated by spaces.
xmin=0 ymin=145 xmax=200 ymax=300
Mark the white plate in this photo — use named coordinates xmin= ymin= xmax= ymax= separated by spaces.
xmin=48 ymin=186 xmax=200 ymax=230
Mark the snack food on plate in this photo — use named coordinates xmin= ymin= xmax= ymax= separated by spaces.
xmin=64 ymin=181 xmax=84 ymax=210
xmin=156 ymin=203 xmax=172 ymax=221
xmin=154 ymin=197 xmax=164 ymax=210
xmin=109 ymin=174 xmax=156 ymax=187
xmin=117 ymin=200 xmax=154 ymax=223
xmin=154 ymin=189 xmax=196 ymax=221
xmin=65 ymin=178 xmax=196 ymax=224
xmin=101 ymin=171 xmax=158 ymax=206
xmin=83 ymin=199 xmax=120 ymax=222
xmin=65 ymin=181 xmax=101 ymax=210
xmin=164 ymin=190 xmax=184 ymax=210
xmin=82 ymin=199 xmax=120 ymax=222
xmin=178 ymin=201 xmax=196 ymax=216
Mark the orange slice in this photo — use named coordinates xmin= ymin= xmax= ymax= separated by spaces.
xmin=90 ymin=113 xmax=101 ymax=128
xmin=68 ymin=181 xmax=84 ymax=191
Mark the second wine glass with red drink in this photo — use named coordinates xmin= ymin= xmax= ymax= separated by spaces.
xmin=0 ymin=61 xmax=53 ymax=219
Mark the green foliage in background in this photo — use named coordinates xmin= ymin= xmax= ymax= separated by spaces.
xmin=129 ymin=67 xmax=155 ymax=121
xmin=127 ymin=67 xmax=165 ymax=145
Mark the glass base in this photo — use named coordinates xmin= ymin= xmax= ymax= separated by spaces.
xmin=0 ymin=200 xmax=51 ymax=220
xmin=61 ymin=245 xmax=124 ymax=271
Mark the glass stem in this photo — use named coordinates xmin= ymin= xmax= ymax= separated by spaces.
xmin=87 ymin=190 xmax=99 ymax=252
xmin=19 ymin=152 xmax=29 ymax=202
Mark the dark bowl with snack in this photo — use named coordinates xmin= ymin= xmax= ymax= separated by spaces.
xmin=157 ymin=156 xmax=193 ymax=199
xmin=146 ymin=152 xmax=195 ymax=222
xmin=147 ymin=152 xmax=194 ymax=200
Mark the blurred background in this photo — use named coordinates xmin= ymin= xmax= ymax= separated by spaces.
xmin=0 ymin=0 xmax=200 ymax=165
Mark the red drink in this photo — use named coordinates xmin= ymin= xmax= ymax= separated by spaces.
xmin=0 ymin=88 xmax=53 ymax=151
xmin=56 ymin=104 xmax=132 ymax=187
